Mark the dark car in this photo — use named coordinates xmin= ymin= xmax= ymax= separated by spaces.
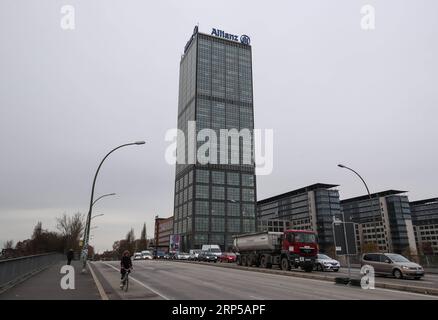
xmin=219 ymin=252 xmax=237 ymax=263
xmin=198 ymin=251 xmax=218 ymax=262
xmin=154 ymin=250 xmax=166 ymax=259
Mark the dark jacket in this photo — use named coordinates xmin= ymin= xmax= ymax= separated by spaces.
xmin=67 ymin=250 xmax=74 ymax=260
xmin=121 ymin=256 xmax=132 ymax=269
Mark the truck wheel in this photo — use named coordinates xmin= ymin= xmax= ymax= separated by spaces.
xmin=241 ymin=255 xmax=247 ymax=267
xmin=260 ymin=255 xmax=267 ymax=268
xmin=281 ymin=257 xmax=290 ymax=271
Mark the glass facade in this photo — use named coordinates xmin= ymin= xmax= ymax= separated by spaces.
xmin=341 ymin=191 xmax=417 ymax=254
xmin=173 ymin=29 xmax=256 ymax=251
xmin=257 ymin=184 xmax=341 ymax=253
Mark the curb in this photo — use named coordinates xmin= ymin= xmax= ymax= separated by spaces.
xmin=172 ymin=260 xmax=438 ymax=296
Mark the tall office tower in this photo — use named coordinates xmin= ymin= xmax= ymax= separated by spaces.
xmin=173 ymin=27 xmax=256 ymax=251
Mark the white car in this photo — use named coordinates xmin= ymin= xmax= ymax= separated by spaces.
xmin=133 ymin=252 xmax=143 ymax=260
xmin=141 ymin=250 xmax=153 ymax=260
xmin=176 ymin=252 xmax=190 ymax=260
xmin=315 ymin=254 xmax=340 ymax=272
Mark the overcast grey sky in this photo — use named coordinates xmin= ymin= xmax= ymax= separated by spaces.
xmin=1 ymin=0 xmax=437 ymax=252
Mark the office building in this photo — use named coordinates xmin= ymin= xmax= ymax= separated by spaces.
xmin=341 ymin=190 xmax=418 ymax=255
xmin=173 ymin=27 xmax=257 ymax=251
xmin=154 ymin=215 xmax=174 ymax=252
xmin=258 ymin=219 xmax=291 ymax=233
xmin=410 ymin=198 xmax=438 ymax=255
xmin=257 ymin=183 xmax=341 ymax=252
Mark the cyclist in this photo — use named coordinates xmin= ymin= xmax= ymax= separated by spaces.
xmin=120 ymin=250 xmax=133 ymax=288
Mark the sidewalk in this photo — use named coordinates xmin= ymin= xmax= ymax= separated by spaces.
xmin=0 ymin=260 xmax=102 ymax=300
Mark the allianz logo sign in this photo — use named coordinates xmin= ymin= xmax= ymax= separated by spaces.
xmin=211 ymin=28 xmax=251 ymax=45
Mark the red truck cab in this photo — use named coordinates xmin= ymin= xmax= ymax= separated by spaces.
xmin=281 ymin=229 xmax=318 ymax=271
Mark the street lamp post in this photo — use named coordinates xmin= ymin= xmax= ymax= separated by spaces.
xmin=92 ymin=193 xmax=116 ymax=206
xmin=81 ymin=141 xmax=145 ymax=271
xmin=81 ymin=195 xmax=113 ymax=251
xmin=338 ymin=164 xmax=379 ymax=251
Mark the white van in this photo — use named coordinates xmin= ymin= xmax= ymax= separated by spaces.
xmin=201 ymin=244 xmax=222 ymax=257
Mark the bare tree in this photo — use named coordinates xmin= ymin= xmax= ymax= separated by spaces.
xmin=3 ymin=240 xmax=14 ymax=249
xmin=56 ymin=212 xmax=85 ymax=251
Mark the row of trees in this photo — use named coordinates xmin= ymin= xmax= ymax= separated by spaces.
xmin=95 ymin=223 xmax=154 ymax=260
xmin=1 ymin=213 xmax=86 ymax=259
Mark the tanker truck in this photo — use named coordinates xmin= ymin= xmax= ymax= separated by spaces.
xmin=233 ymin=229 xmax=318 ymax=272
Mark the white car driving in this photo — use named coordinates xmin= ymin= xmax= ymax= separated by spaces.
xmin=315 ymin=253 xmax=340 ymax=272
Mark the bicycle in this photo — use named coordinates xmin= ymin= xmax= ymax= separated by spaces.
xmin=120 ymin=268 xmax=131 ymax=292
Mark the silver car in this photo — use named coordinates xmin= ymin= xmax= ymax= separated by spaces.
xmin=315 ymin=254 xmax=340 ymax=272
xmin=361 ymin=253 xmax=424 ymax=279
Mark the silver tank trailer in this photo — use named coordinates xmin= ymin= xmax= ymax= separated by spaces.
xmin=233 ymin=231 xmax=283 ymax=252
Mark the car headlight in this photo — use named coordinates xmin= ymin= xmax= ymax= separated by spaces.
xmin=402 ymin=265 xmax=409 ymax=270
xmin=323 ymin=261 xmax=330 ymax=265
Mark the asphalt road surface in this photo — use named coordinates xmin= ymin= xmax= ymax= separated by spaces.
xmin=90 ymin=260 xmax=438 ymax=300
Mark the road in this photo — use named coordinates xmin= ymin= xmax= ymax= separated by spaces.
xmin=90 ymin=260 xmax=438 ymax=300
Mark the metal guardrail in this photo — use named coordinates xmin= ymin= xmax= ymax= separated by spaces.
xmin=0 ymin=252 xmax=64 ymax=290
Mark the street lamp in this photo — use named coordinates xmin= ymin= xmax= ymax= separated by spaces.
xmin=81 ymin=141 xmax=146 ymax=271
xmin=91 ymin=213 xmax=105 ymax=220
xmin=92 ymin=193 xmax=116 ymax=207
xmin=338 ymin=164 xmax=379 ymax=251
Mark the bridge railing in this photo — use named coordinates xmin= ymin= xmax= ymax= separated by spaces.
xmin=0 ymin=252 xmax=64 ymax=291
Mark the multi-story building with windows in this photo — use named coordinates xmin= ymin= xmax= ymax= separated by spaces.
xmin=410 ymin=198 xmax=438 ymax=255
xmin=173 ymin=27 xmax=257 ymax=251
xmin=258 ymin=219 xmax=291 ymax=233
xmin=154 ymin=215 xmax=174 ymax=252
xmin=257 ymin=183 xmax=341 ymax=252
xmin=341 ymin=190 xmax=418 ymax=255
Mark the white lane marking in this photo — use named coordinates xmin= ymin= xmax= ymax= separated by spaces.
xmin=102 ymin=262 xmax=170 ymax=300
xmin=88 ymin=262 xmax=109 ymax=300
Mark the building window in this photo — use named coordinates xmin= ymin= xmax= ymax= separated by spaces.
xmin=211 ymin=201 xmax=225 ymax=216
xmin=187 ymin=217 xmax=192 ymax=232
xmin=196 ymin=185 xmax=209 ymax=199
xmin=210 ymin=234 xmax=224 ymax=244
xmin=242 ymin=174 xmax=254 ymax=187
xmin=227 ymin=172 xmax=240 ymax=186
xmin=187 ymin=201 xmax=193 ymax=217
xmin=196 ymin=201 xmax=209 ymax=215
xmin=196 ymin=169 xmax=209 ymax=183
xmin=242 ymin=188 xmax=255 ymax=202
xmin=188 ymin=186 xmax=193 ymax=200
xmin=194 ymin=234 xmax=208 ymax=245
xmin=227 ymin=187 xmax=240 ymax=202
xmin=195 ymin=216 xmax=209 ymax=232
xmin=184 ymin=173 xmax=189 ymax=188
xmin=211 ymin=171 xmax=225 ymax=185
xmin=228 ymin=202 xmax=240 ymax=216
xmin=211 ymin=218 xmax=225 ymax=232
xmin=212 ymin=186 xmax=225 ymax=200
xmin=242 ymin=203 xmax=255 ymax=217
xmin=228 ymin=219 xmax=241 ymax=233
xmin=243 ymin=219 xmax=255 ymax=233
xmin=188 ymin=170 xmax=193 ymax=185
